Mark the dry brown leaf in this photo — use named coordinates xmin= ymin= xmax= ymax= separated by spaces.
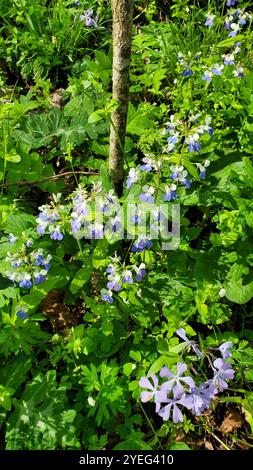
xmin=220 ymin=406 xmax=243 ymax=434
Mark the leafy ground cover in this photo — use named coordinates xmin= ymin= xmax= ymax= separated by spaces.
xmin=0 ymin=0 xmax=253 ymax=450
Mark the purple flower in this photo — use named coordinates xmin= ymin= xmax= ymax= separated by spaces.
xmin=164 ymin=184 xmax=177 ymax=202
xmin=139 ymin=374 xmax=160 ymax=411
xmin=176 ymin=328 xmax=203 ymax=359
xmin=160 ymin=362 xmax=195 ymax=394
xmin=19 ymin=275 xmax=32 ymax=289
xmin=8 ymin=233 xmax=17 ymax=245
xmin=187 ymin=383 xmax=214 ymax=415
xmin=131 ymin=239 xmax=152 ymax=253
xmin=205 ymin=14 xmax=215 ymax=28
xmin=226 ymin=0 xmax=238 ymax=6
xmin=101 ymin=288 xmax=114 ymax=304
xmin=17 ymin=310 xmax=28 ymax=320
xmin=49 ymin=226 xmax=63 ymax=241
xmin=107 ymin=273 xmax=121 ymax=292
xmin=134 ymin=263 xmax=146 ymax=281
xmin=217 ymin=341 xmax=233 ymax=359
xmin=186 ymin=134 xmax=201 ymax=152
xmin=211 ymin=64 xmax=224 ymax=76
xmin=139 ymin=186 xmax=155 ymax=204
xmin=157 ymin=387 xmax=192 ymax=423
xmin=212 ymin=358 xmax=235 ymax=392
xmin=33 ymin=272 xmax=46 ymax=285
xmin=122 ymin=270 xmax=133 ymax=284
xmin=126 ymin=168 xmax=139 ymax=188
xmin=202 ymin=71 xmax=213 ymax=82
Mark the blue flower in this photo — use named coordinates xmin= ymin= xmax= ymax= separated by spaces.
xmin=205 ymin=13 xmax=215 ymax=27
xmin=167 ymin=132 xmax=179 ymax=144
xmin=157 ymin=387 xmax=192 ymax=423
xmin=101 ymin=288 xmax=114 ymax=304
xmin=164 ymin=184 xmax=178 ymax=202
xmin=126 ymin=168 xmax=139 ymax=188
xmin=182 ymin=69 xmax=193 ymax=77
xmin=186 ymin=133 xmax=201 ymax=152
xmin=222 ymin=53 xmax=235 ymax=65
xmin=17 ymin=310 xmax=28 ymax=320
xmin=201 ymin=70 xmax=213 ymax=82
xmin=107 ymin=273 xmax=121 ymax=292
xmin=228 ymin=23 xmax=240 ymax=37
xmin=134 ymin=263 xmax=146 ymax=281
xmin=211 ymin=64 xmax=224 ymax=76
xmin=49 ymin=226 xmax=64 ymax=241
xmin=19 ymin=274 xmax=32 ymax=289
xmin=8 ymin=233 xmax=17 ymax=245
xmin=226 ymin=0 xmax=238 ymax=6
xmin=131 ymin=239 xmax=152 ymax=253
xmin=122 ymin=270 xmax=133 ymax=284
xmin=139 ymin=186 xmax=155 ymax=204
xmin=34 ymin=271 xmax=47 ymax=285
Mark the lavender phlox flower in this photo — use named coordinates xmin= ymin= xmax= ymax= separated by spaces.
xmin=212 ymin=358 xmax=235 ymax=392
xmin=187 ymin=383 xmax=213 ymax=415
xmin=217 ymin=341 xmax=233 ymax=359
xmin=126 ymin=168 xmax=139 ymax=188
xmin=158 ymin=387 xmax=192 ymax=423
xmin=160 ymin=362 xmax=196 ymax=394
xmin=176 ymin=328 xmax=203 ymax=359
xmin=139 ymin=374 xmax=161 ymax=412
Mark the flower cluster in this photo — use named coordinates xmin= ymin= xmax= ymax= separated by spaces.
xmin=37 ymin=193 xmax=66 ymax=240
xmin=224 ymin=8 xmax=252 ymax=37
xmin=5 ymin=246 xmax=52 ymax=289
xmin=139 ymin=330 xmax=234 ymax=423
xmin=101 ymin=254 xmax=146 ymax=303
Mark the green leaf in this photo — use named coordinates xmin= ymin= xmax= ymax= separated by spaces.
xmin=70 ymin=262 xmax=92 ymax=294
xmin=169 ymin=442 xmax=191 ymax=450
xmin=4 ymin=152 xmax=21 ymax=163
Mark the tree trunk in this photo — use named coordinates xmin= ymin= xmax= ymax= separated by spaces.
xmin=109 ymin=0 xmax=133 ymax=195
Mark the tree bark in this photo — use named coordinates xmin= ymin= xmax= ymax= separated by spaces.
xmin=109 ymin=0 xmax=133 ymax=195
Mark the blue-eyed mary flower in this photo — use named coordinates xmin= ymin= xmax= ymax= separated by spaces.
xmin=186 ymin=133 xmax=201 ymax=152
xmin=164 ymin=184 xmax=177 ymax=202
xmin=205 ymin=13 xmax=215 ymax=27
xmin=126 ymin=168 xmax=139 ymax=189
xmin=228 ymin=23 xmax=240 ymax=37
xmin=139 ymin=186 xmax=155 ymax=204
